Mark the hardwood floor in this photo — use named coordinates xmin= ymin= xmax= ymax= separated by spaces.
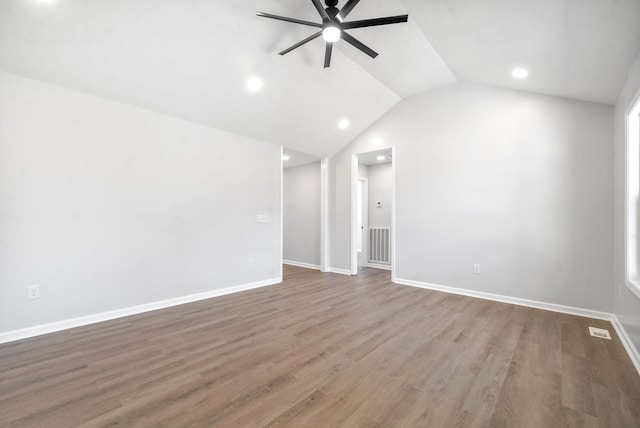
xmin=1 ymin=265 xmax=639 ymax=427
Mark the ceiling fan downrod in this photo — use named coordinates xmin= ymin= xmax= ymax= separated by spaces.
xmin=324 ymin=0 xmax=340 ymax=20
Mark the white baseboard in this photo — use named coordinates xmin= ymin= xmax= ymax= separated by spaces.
xmin=366 ymin=263 xmax=392 ymax=271
xmin=0 ymin=277 xmax=282 ymax=345
xmin=611 ymin=315 xmax=640 ymax=376
xmin=283 ymin=260 xmax=321 ymax=270
xmin=394 ymin=278 xmax=612 ymax=320
xmin=328 ymin=267 xmax=352 ymax=276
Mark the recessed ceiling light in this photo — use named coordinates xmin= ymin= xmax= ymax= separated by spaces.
xmin=322 ymin=26 xmax=341 ymax=43
xmin=246 ymin=76 xmax=263 ymax=92
xmin=512 ymin=68 xmax=528 ymax=79
xmin=282 ymin=155 xmax=290 ymax=161
xmin=338 ymin=119 xmax=350 ymax=129
xmin=376 ymin=155 xmax=386 ymax=161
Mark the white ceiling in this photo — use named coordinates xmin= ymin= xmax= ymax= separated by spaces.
xmin=1 ymin=0 xmax=639 ymax=158
xmin=402 ymin=0 xmax=640 ymax=105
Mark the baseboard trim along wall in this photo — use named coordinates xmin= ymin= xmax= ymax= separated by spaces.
xmin=0 ymin=277 xmax=282 ymax=345
xmin=611 ymin=315 xmax=640 ymax=376
xmin=395 ymin=277 xmax=640 ymax=376
xmin=394 ymin=278 xmax=612 ymax=319
xmin=283 ymin=260 xmax=321 ymax=270
xmin=328 ymin=267 xmax=352 ymax=276
xmin=366 ymin=263 xmax=392 ymax=271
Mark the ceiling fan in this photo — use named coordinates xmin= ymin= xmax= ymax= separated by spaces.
xmin=257 ymin=0 xmax=408 ymax=68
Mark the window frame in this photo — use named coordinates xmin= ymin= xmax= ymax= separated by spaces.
xmin=625 ymin=89 xmax=640 ymax=300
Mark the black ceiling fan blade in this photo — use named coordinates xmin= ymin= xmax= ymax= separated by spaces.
xmin=279 ymin=31 xmax=323 ymax=56
xmin=341 ymin=31 xmax=378 ymax=58
xmin=337 ymin=0 xmax=361 ymax=21
xmin=257 ymin=12 xmax=322 ymax=28
xmin=341 ymin=15 xmax=409 ymax=30
xmin=310 ymin=0 xmax=330 ymax=21
xmin=324 ymin=42 xmax=333 ymax=68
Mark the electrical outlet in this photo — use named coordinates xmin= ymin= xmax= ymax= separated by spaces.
xmin=473 ymin=264 xmax=480 ymax=274
xmin=27 ymin=285 xmax=40 ymax=299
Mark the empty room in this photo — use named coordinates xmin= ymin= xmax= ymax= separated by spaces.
xmin=1 ymin=0 xmax=640 ymax=426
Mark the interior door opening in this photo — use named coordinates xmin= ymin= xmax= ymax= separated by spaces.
xmin=281 ymin=148 xmax=329 ymax=275
xmin=351 ymin=148 xmax=395 ymax=277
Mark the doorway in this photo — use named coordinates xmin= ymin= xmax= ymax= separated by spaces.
xmin=282 ymin=148 xmax=329 ymax=273
xmin=351 ymin=148 xmax=395 ymax=277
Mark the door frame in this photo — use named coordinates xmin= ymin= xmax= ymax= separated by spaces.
xmin=320 ymin=157 xmax=330 ymax=272
xmin=356 ymin=177 xmax=369 ymax=270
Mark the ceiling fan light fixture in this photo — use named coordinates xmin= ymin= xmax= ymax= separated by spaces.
xmin=322 ymin=26 xmax=341 ymax=43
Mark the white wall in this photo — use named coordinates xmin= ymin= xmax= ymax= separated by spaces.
xmin=367 ymin=163 xmax=392 ymax=228
xmin=283 ymin=162 xmax=321 ymax=266
xmin=330 ymin=82 xmax=614 ymax=312
xmin=614 ymin=51 xmax=640 ymax=353
xmin=0 ymin=72 xmax=282 ymax=334
xmin=357 ymin=163 xmax=369 ymax=180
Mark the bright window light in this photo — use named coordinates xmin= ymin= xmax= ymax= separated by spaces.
xmin=625 ymin=95 xmax=640 ymax=300
xmin=282 ymin=155 xmax=290 ymax=161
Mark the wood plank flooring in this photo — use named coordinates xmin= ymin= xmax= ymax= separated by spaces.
xmin=1 ymin=265 xmax=639 ymax=427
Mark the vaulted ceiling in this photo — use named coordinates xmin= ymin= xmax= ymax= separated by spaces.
xmin=1 ymin=0 xmax=639 ymax=158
